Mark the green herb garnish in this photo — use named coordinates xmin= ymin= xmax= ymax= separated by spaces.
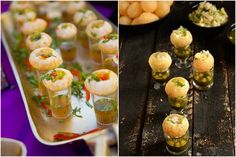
xmin=102 ymin=33 xmax=118 ymax=43
xmin=85 ymin=101 xmax=93 ymax=108
xmin=91 ymin=32 xmax=97 ymax=38
xmin=88 ymin=73 xmax=100 ymax=82
xmin=30 ymin=32 xmax=42 ymax=41
xmin=72 ymin=107 xmax=83 ymax=118
xmin=71 ymin=80 xmax=84 ymax=99
xmin=172 ymin=79 xmax=185 ymax=87
xmin=62 ymin=24 xmax=69 ymax=29
xmin=41 ymin=70 xmax=65 ymax=82
xmin=26 ymin=72 xmax=38 ymax=88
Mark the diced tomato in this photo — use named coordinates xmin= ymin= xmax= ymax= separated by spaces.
xmin=70 ymin=69 xmax=80 ymax=78
xmin=51 ymin=72 xmax=57 ymax=77
xmin=25 ymin=58 xmax=32 ymax=69
xmin=83 ymin=85 xmax=90 ymax=101
xmin=98 ymin=73 xmax=109 ymax=81
xmin=41 ymin=102 xmax=47 ymax=110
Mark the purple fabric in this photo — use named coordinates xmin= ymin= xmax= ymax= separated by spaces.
xmin=1 ymin=1 xmax=115 ymax=156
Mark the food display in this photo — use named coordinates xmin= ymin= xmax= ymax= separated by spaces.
xmin=193 ymin=50 xmax=214 ymax=90
xmin=148 ymin=51 xmax=172 ymax=81
xmin=2 ymin=1 xmax=118 ymax=145
xmin=170 ymin=26 xmax=193 ymax=68
xmin=162 ymin=114 xmax=190 ymax=155
xmin=29 ymin=47 xmax=63 ymax=96
xmin=84 ymin=69 xmax=118 ymax=127
xmin=189 ymin=2 xmax=228 ymax=28
xmin=119 ymin=1 xmax=173 ymax=25
xmin=42 ymin=68 xmax=73 ymax=119
xmin=99 ymin=33 xmax=118 ymax=74
xmin=86 ymin=20 xmax=113 ymax=64
xmin=165 ymin=77 xmax=189 ymax=110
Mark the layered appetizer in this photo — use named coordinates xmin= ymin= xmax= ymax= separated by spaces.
xmin=86 ymin=20 xmax=113 ymax=64
xmin=165 ymin=77 xmax=189 ymax=110
xmin=73 ymin=9 xmax=97 ymax=47
xmin=26 ymin=32 xmax=52 ymax=51
xmin=148 ymin=51 xmax=172 ymax=81
xmin=193 ymin=50 xmax=214 ymax=90
xmin=98 ymin=33 xmax=118 ymax=74
xmin=42 ymin=68 xmax=73 ymax=119
xmin=162 ymin=114 xmax=190 ymax=155
xmin=29 ymin=47 xmax=63 ymax=96
xmin=56 ymin=23 xmax=78 ymax=61
xmin=84 ymin=69 xmax=118 ymax=127
xmin=170 ymin=26 xmax=193 ymax=68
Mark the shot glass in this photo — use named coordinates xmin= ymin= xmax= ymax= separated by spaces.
xmin=29 ymin=47 xmax=63 ymax=96
xmin=42 ymin=68 xmax=73 ymax=119
xmin=73 ymin=9 xmax=97 ymax=48
xmin=85 ymin=69 xmax=118 ymax=127
xmin=165 ymin=77 xmax=190 ymax=111
xmin=193 ymin=50 xmax=214 ymax=90
xmin=56 ymin=23 xmax=78 ymax=62
xmin=163 ymin=114 xmax=190 ymax=155
xmin=170 ymin=26 xmax=193 ymax=68
xmin=99 ymin=33 xmax=118 ymax=73
xmin=86 ymin=20 xmax=113 ymax=64
xmin=149 ymin=52 xmax=172 ymax=82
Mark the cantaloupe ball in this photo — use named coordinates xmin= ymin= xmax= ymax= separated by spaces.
xmin=119 ymin=15 xmax=132 ymax=25
xmin=138 ymin=12 xmax=159 ymax=24
xmin=140 ymin=1 xmax=158 ymax=13
xmin=126 ymin=2 xmax=143 ymax=19
xmin=131 ymin=18 xmax=140 ymax=25
xmin=155 ymin=1 xmax=170 ymax=18
xmin=119 ymin=1 xmax=130 ymax=16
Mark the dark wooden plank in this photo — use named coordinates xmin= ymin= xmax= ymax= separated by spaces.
xmin=222 ymin=2 xmax=235 ymax=153
xmin=119 ymin=30 xmax=156 ymax=155
xmin=192 ymin=31 xmax=234 ymax=155
xmin=140 ymin=3 xmax=195 ymax=155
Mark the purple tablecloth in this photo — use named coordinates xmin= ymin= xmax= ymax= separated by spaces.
xmin=1 ymin=2 xmax=115 ymax=156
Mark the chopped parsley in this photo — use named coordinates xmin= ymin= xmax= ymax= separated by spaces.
xmin=172 ymin=79 xmax=185 ymax=87
xmin=102 ymin=33 xmax=118 ymax=43
xmin=72 ymin=107 xmax=82 ymax=118
xmin=41 ymin=70 xmax=65 ymax=82
xmin=30 ymin=32 xmax=42 ymax=41
xmin=71 ymin=80 xmax=83 ymax=99
xmin=26 ymin=72 xmax=38 ymax=88
xmin=62 ymin=24 xmax=69 ymax=29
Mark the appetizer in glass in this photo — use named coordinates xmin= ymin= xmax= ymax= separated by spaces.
xmin=29 ymin=47 xmax=63 ymax=96
xmin=86 ymin=20 xmax=113 ymax=64
xmin=162 ymin=114 xmax=190 ymax=155
xmin=73 ymin=9 xmax=97 ymax=48
xmin=84 ymin=69 xmax=118 ymax=127
xmin=65 ymin=1 xmax=87 ymax=22
xmin=56 ymin=23 xmax=78 ymax=62
xmin=10 ymin=1 xmax=36 ymax=31
xmin=26 ymin=32 xmax=52 ymax=52
xmin=148 ymin=51 xmax=172 ymax=81
xmin=189 ymin=2 xmax=228 ymax=28
xmin=165 ymin=77 xmax=190 ymax=111
xmin=193 ymin=50 xmax=214 ymax=90
xmin=170 ymin=26 xmax=193 ymax=68
xmin=98 ymin=33 xmax=118 ymax=74
xmin=21 ymin=18 xmax=47 ymax=37
xmin=42 ymin=68 xmax=73 ymax=120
